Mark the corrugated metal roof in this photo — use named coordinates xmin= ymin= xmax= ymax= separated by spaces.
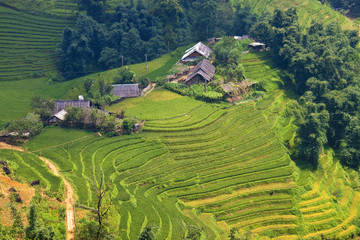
xmin=181 ymin=42 xmax=212 ymax=61
xmin=54 ymin=100 xmax=90 ymax=114
xmin=54 ymin=109 xmax=67 ymax=120
xmin=186 ymin=59 xmax=216 ymax=83
xmin=111 ymin=84 xmax=141 ymax=98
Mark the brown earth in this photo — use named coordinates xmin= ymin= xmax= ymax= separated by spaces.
xmin=0 ymin=142 xmax=76 ymax=240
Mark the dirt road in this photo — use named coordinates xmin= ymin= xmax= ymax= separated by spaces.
xmin=0 ymin=142 xmax=76 ymax=240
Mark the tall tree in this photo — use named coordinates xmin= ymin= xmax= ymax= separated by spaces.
xmin=93 ymin=170 xmax=113 ymax=240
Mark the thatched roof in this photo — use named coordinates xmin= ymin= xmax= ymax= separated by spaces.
xmin=186 ymin=59 xmax=216 ymax=83
xmin=112 ymin=84 xmax=141 ymax=98
xmin=54 ymin=100 xmax=90 ymax=114
xmin=181 ymin=42 xmax=212 ymax=62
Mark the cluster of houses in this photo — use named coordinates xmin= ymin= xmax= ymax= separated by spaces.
xmin=49 ymin=38 xmax=265 ymax=122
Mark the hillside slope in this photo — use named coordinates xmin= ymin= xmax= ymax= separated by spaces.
xmin=0 ymin=5 xmax=75 ymax=81
xmin=233 ymin=0 xmax=357 ymax=31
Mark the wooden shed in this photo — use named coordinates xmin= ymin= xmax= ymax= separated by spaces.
xmin=48 ymin=109 xmax=67 ymax=124
xmin=181 ymin=42 xmax=212 ymax=63
xmin=186 ymin=59 xmax=216 ymax=85
xmin=111 ymin=84 xmax=141 ymax=98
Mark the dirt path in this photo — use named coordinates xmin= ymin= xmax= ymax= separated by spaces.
xmin=143 ymin=83 xmax=157 ymax=97
xmin=0 ymin=142 xmax=75 ymax=240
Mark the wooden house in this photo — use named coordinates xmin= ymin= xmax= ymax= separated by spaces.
xmin=53 ymin=100 xmax=90 ymax=114
xmin=249 ymin=42 xmax=266 ymax=51
xmin=186 ymin=59 xmax=216 ymax=85
xmin=111 ymin=84 xmax=141 ymax=98
xmin=181 ymin=42 xmax=212 ymax=63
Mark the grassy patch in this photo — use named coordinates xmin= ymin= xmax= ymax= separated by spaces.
xmin=107 ymin=89 xmax=203 ymax=120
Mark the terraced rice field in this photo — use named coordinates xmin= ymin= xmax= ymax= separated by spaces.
xmin=0 ymin=149 xmax=62 ymax=193
xmin=233 ymin=0 xmax=357 ymax=31
xmin=27 ymin=88 xmax=301 ymax=239
xmin=0 ymin=5 xmax=75 ymax=81
xmin=298 ymin=150 xmax=360 ymax=239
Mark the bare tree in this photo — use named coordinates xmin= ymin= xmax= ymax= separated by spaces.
xmin=92 ymin=170 xmax=112 ymax=240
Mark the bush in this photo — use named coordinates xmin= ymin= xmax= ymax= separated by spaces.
xmin=113 ymin=67 xmax=135 ymax=84
xmin=122 ymin=118 xmax=135 ymax=134
xmin=165 ymin=83 xmax=224 ymax=102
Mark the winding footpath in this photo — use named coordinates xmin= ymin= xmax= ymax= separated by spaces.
xmin=0 ymin=142 xmax=75 ymax=240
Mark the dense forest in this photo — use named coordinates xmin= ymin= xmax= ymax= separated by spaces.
xmin=57 ymin=0 xmax=258 ymax=79
xmin=251 ymin=8 xmax=360 ymax=167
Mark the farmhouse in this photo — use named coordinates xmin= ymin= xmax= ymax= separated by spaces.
xmin=186 ymin=59 xmax=216 ymax=85
xmin=48 ymin=109 xmax=67 ymax=124
xmin=181 ymin=42 xmax=212 ymax=62
xmin=112 ymin=84 xmax=141 ymax=98
xmin=53 ymin=100 xmax=90 ymax=114
xmin=249 ymin=42 xmax=266 ymax=51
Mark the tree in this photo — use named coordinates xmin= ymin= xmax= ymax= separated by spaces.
xmin=98 ymin=48 xmax=121 ymax=69
xmin=113 ymin=67 xmax=135 ymax=84
xmin=92 ymin=170 xmax=113 ymax=240
xmin=31 ymin=96 xmax=55 ymax=122
xmin=72 ymin=0 xmax=107 ymax=22
xmin=7 ymin=113 xmax=43 ymax=138
xmin=342 ymin=117 xmax=360 ymax=168
xmin=190 ymin=0 xmax=217 ymax=40
xmin=296 ymin=94 xmax=329 ymax=164
xmin=138 ymin=226 xmax=154 ymax=240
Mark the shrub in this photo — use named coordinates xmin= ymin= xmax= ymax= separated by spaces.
xmin=122 ymin=118 xmax=135 ymax=134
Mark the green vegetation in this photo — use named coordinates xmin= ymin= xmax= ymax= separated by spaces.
xmin=108 ymin=89 xmax=204 ymax=120
xmin=233 ymin=0 xmax=357 ymax=30
xmin=0 ymin=5 xmax=75 ymax=81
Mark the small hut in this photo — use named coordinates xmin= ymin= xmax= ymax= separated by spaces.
xmin=111 ymin=84 xmax=141 ymax=98
xmin=186 ymin=59 xmax=216 ymax=85
xmin=181 ymin=42 xmax=212 ymax=63
xmin=249 ymin=42 xmax=266 ymax=51
xmin=48 ymin=109 xmax=67 ymax=124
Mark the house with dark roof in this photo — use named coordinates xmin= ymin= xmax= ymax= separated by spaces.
xmin=53 ymin=100 xmax=90 ymax=114
xmin=181 ymin=42 xmax=212 ymax=62
xmin=111 ymin=84 xmax=141 ymax=98
xmin=186 ymin=59 xmax=216 ymax=85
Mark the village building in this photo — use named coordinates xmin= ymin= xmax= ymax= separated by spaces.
xmin=48 ymin=109 xmax=67 ymax=124
xmin=249 ymin=42 xmax=266 ymax=51
xmin=111 ymin=84 xmax=141 ymax=98
xmin=181 ymin=42 xmax=212 ymax=63
xmin=53 ymin=100 xmax=91 ymax=114
xmin=186 ymin=59 xmax=216 ymax=85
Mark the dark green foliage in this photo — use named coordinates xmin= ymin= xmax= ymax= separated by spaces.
xmin=184 ymin=224 xmax=203 ymax=240
xmin=342 ymin=118 xmax=360 ymax=168
xmin=296 ymin=95 xmax=330 ymax=163
xmin=26 ymin=204 xmax=58 ymax=240
xmin=7 ymin=113 xmax=43 ymax=138
xmin=72 ymin=0 xmax=107 ymax=22
xmin=57 ymin=1 xmax=259 ymax=79
xmin=98 ymin=48 xmax=121 ymax=69
xmin=62 ymin=107 xmax=120 ymax=135
xmin=138 ymin=226 xmax=154 ymax=240
xmin=251 ymin=8 xmax=360 ymax=166
xmin=31 ymin=96 xmax=55 ymax=122
xmin=122 ymin=118 xmax=135 ymax=134
xmin=75 ymin=218 xmax=98 ymax=240
xmin=113 ymin=67 xmax=135 ymax=84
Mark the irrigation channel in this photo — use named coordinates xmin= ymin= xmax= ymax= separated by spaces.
xmin=0 ymin=142 xmax=76 ymax=240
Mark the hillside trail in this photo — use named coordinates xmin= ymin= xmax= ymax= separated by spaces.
xmin=0 ymin=142 xmax=75 ymax=240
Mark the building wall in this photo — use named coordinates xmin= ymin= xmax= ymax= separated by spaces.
xmin=186 ymin=75 xmax=206 ymax=85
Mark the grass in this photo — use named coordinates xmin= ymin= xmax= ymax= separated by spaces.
xmin=107 ymin=89 xmax=204 ymax=120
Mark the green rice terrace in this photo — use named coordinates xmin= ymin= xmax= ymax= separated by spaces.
xmin=0 ymin=4 xmax=75 ymax=81
xmin=233 ymin=0 xmax=357 ymax=31
xmin=23 ymin=88 xmax=360 ymax=239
